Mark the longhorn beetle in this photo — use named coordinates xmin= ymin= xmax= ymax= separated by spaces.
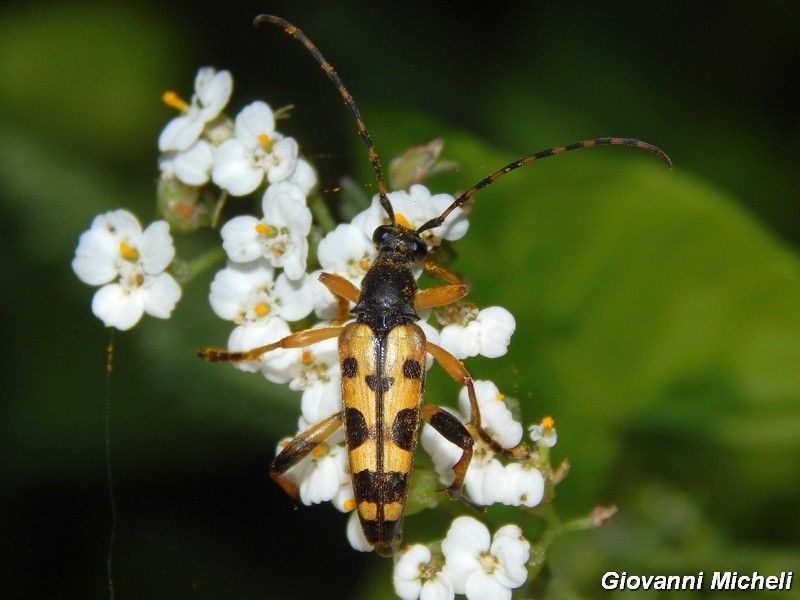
xmin=198 ymin=15 xmax=672 ymax=557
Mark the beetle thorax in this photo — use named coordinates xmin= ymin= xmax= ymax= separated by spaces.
xmin=351 ymin=224 xmax=428 ymax=332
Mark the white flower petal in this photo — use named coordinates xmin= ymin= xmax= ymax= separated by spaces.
xmin=459 ymin=381 xmax=522 ymax=449
xmin=158 ymin=114 xmax=204 ymax=152
xmin=95 ymin=209 xmax=142 ymax=240
xmin=503 ymin=463 xmax=544 ymax=508
xmin=442 ymin=516 xmax=490 ymax=593
xmin=262 ymin=182 xmax=312 ymax=279
xmin=464 ymin=570 xmax=511 ymax=600
xmin=529 ymin=422 xmax=558 ymax=447
xmin=300 ymin=380 xmax=342 ymax=424
xmin=212 ymin=139 xmax=264 ymax=196
xmin=288 ymin=157 xmax=318 ymax=194
xmin=347 ymin=511 xmax=374 ymax=553
xmin=72 ymin=228 xmax=118 ymax=285
xmin=281 ymin=238 xmax=310 ymax=281
xmin=309 ymin=270 xmax=340 ymax=320
xmin=439 ymin=320 xmax=482 ymax=359
xmin=233 ymin=101 xmax=276 ymax=147
xmin=266 ymin=137 xmax=299 ymax=183
xmin=171 ymin=139 xmax=214 ymax=185
xmin=421 ymin=573 xmax=455 ymax=600
xmin=298 ymin=454 xmax=341 ymax=505
xmin=226 ymin=319 xmax=299 ymax=381
xmin=92 ymin=283 xmax=144 ymax=331
xmin=356 ymin=185 xmax=466 ymax=246
xmin=393 ymin=545 xmax=430 ymax=596
xmin=442 ymin=552 xmax=480 ymax=595
xmin=208 ymin=260 xmax=275 ymax=322
xmin=490 ymin=530 xmax=530 ymax=589
xmin=273 ymin=273 xmax=314 ymax=322
xmin=196 ymin=68 xmax=232 ymax=120
xmin=220 ymin=215 xmax=263 ymax=262
xmin=141 ymin=272 xmax=182 ymax=319
xmin=425 ymin=189 xmax=468 ymax=242
xmin=317 ymin=223 xmax=375 ymax=281
xmin=139 ymin=221 xmax=175 ymax=274
xmin=476 ymin=306 xmax=515 ymax=358
xmin=443 ymin=516 xmax=491 ymax=555
xmin=469 ymin=458 xmax=509 ymax=506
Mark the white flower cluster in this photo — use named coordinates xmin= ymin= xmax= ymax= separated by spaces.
xmin=422 ymin=381 xmax=545 ymax=508
xmin=71 ymin=67 xmax=563 ymax=597
xmin=72 ymin=209 xmax=181 ymax=330
xmin=157 ymin=67 xmax=315 ymax=195
xmin=387 ymin=417 xmax=557 ymax=600
xmin=393 ymin=516 xmax=531 ymax=600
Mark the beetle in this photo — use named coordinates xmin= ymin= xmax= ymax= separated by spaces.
xmin=198 ymin=15 xmax=672 ymax=557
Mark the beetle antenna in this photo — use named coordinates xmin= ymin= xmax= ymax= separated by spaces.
xmin=254 ymin=15 xmax=395 ymax=223
xmin=417 ymin=137 xmax=672 ymax=233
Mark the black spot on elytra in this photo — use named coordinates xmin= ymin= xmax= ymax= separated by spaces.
xmin=359 ymin=515 xmax=402 ymax=550
xmin=342 ymin=356 xmax=358 ymax=378
xmin=390 ymin=408 xmax=419 ymax=451
xmin=365 ymin=374 xmax=394 ymax=392
xmin=345 ymin=407 xmax=369 ymax=448
xmin=353 ymin=470 xmax=408 ymax=504
xmin=402 ymin=358 xmax=422 ymax=379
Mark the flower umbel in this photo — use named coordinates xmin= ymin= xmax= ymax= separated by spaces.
xmin=220 ymin=181 xmax=312 ymax=280
xmin=212 ymin=100 xmax=300 ymax=196
xmin=71 ymin=62 xmax=586 ymax=600
xmin=159 ymin=67 xmax=233 ymax=152
xmin=72 ymin=209 xmax=181 ymax=330
xmin=394 ymin=545 xmax=454 ymax=600
xmin=442 ymin=516 xmax=530 ymax=600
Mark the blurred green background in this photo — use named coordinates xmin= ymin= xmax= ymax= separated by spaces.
xmin=2 ymin=1 xmax=798 ymax=598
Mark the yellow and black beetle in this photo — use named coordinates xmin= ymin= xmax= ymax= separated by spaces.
xmin=199 ymin=15 xmax=671 ymax=557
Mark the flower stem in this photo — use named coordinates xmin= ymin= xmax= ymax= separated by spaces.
xmin=308 ymin=192 xmax=337 ymax=234
xmin=211 ymin=190 xmax=229 ymax=229
xmin=171 ymin=246 xmax=226 ymax=285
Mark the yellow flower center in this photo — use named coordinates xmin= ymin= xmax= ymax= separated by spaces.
xmin=343 ymin=499 xmax=356 ymax=512
xmin=395 ymin=212 xmax=412 ymax=229
xmin=541 ymin=416 xmax=554 ymax=435
xmin=254 ymin=303 xmax=270 ymax=317
xmin=118 ymin=242 xmax=139 ymax=261
xmin=258 ymin=133 xmax=272 ymax=149
xmin=162 ymin=90 xmax=189 ymax=112
xmin=255 ymin=222 xmax=275 ymax=237
xmin=301 ymin=351 xmax=313 ymax=365
xmin=311 ymin=444 xmax=329 ymax=458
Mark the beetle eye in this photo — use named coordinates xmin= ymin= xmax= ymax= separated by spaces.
xmin=411 ymin=239 xmax=427 ymax=260
xmin=373 ymin=225 xmax=392 ymax=246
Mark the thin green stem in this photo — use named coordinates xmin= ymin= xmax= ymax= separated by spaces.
xmin=171 ymin=246 xmax=226 ymax=285
xmin=308 ymin=192 xmax=337 ymax=234
xmin=211 ymin=190 xmax=229 ymax=229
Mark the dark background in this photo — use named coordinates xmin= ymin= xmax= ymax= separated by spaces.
xmin=1 ymin=1 xmax=798 ymax=598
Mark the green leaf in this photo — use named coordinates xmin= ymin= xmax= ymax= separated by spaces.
xmin=0 ymin=3 xmax=188 ymax=163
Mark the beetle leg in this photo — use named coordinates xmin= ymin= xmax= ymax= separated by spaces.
xmin=417 ymin=261 xmax=468 ymax=309
xmin=270 ymin=411 xmax=344 ymax=499
xmin=426 ymin=341 xmax=530 ymax=460
xmin=197 ymin=325 xmax=343 ymax=362
xmin=424 ymin=260 xmax=464 ymax=285
xmin=420 ymin=403 xmax=482 ymax=510
xmin=415 ymin=284 xmax=468 ymax=310
xmin=318 ymin=272 xmax=360 ymax=324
